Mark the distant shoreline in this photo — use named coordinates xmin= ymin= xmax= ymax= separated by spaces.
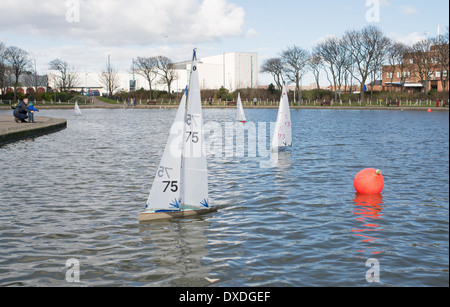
xmin=1 ymin=104 xmax=448 ymax=111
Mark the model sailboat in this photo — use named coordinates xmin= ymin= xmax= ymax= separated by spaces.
xmin=236 ymin=93 xmax=246 ymax=123
xmin=139 ymin=49 xmax=216 ymax=222
xmin=271 ymin=85 xmax=292 ymax=149
xmin=74 ymin=101 xmax=82 ymax=116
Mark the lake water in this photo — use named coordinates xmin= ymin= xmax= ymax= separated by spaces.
xmin=0 ymin=108 xmax=448 ymax=287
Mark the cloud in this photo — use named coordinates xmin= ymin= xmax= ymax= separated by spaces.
xmin=30 ymin=43 xmax=204 ymax=74
xmin=387 ymin=32 xmax=425 ymax=45
xmin=398 ymin=5 xmax=418 ymax=15
xmin=245 ymin=29 xmax=259 ymax=38
xmin=0 ymin=0 xmax=246 ymax=46
xmin=378 ymin=0 xmax=392 ymax=7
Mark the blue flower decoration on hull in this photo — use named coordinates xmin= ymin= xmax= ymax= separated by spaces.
xmin=169 ymin=198 xmax=180 ymax=210
xmin=200 ymin=199 xmax=209 ymax=208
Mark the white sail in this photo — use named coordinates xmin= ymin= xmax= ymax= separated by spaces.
xmin=236 ymin=92 xmax=246 ymax=122
xmin=74 ymin=102 xmax=82 ymax=116
xmin=144 ymin=88 xmax=187 ymax=212
xmin=180 ymin=49 xmax=209 ymax=209
xmin=271 ymin=85 xmax=292 ymax=149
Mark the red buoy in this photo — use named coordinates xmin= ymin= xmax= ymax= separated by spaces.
xmin=354 ymin=168 xmax=384 ymax=194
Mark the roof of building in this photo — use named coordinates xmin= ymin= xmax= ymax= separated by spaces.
xmin=403 ymin=83 xmax=423 ymax=87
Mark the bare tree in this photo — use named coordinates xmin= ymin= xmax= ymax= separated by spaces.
xmin=99 ymin=56 xmax=120 ymax=98
xmin=22 ymin=73 xmax=48 ymax=95
xmin=260 ymin=57 xmax=285 ymax=90
xmin=308 ymin=52 xmax=323 ymax=99
xmin=49 ymin=58 xmax=80 ymax=92
xmin=315 ymin=37 xmax=349 ymax=100
xmin=0 ymin=42 xmax=7 ymax=95
xmin=49 ymin=59 xmax=68 ymax=91
xmin=343 ymin=25 xmax=390 ymax=101
xmin=432 ymin=27 xmax=449 ymax=95
xmin=368 ymin=37 xmax=388 ymax=99
xmin=411 ymin=38 xmax=435 ymax=94
xmin=4 ymin=46 xmax=30 ymax=102
xmin=385 ymin=41 xmax=411 ymax=92
xmin=67 ymin=70 xmax=80 ymax=91
xmin=133 ymin=56 xmax=159 ymax=99
xmin=280 ymin=46 xmax=310 ymax=101
xmin=156 ymin=56 xmax=178 ymax=95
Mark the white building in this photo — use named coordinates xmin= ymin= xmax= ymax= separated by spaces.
xmin=172 ymin=52 xmax=258 ymax=92
xmin=45 ymin=52 xmax=258 ymax=95
xmin=120 ymin=52 xmax=258 ymax=94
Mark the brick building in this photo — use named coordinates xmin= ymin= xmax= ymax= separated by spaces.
xmin=2 ymin=74 xmax=48 ymax=96
xmin=382 ymin=44 xmax=449 ymax=94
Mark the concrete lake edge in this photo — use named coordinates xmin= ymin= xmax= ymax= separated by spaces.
xmin=0 ymin=115 xmax=67 ymax=147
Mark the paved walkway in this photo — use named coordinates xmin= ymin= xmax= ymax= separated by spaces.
xmin=0 ymin=115 xmax=67 ymax=146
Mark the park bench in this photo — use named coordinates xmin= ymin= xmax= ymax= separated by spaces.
xmin=320 ymin=101 xmax=331 ymax=106
xmin=436 ymin=100 xmax=447 ymax=107
xmin=147 ymin=100 xmax=157 ymax=105
xmin=227 ymin=101 xmax=237 ymax=106
xmin=386 ymin=101 xmax=399 ymax=107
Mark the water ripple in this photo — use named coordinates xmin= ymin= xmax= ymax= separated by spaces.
xmin=0 ymin=108 xmax=448 ymax=286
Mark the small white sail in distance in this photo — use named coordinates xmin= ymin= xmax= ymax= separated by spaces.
xmin=180 ymin=49 xmax=209 ymax=209
xmin=74 ymin=101 xmax=82 ymax=116
xmin=145 ymin=87 xmax=187 ymax=212
xmin=271 ymin=85 xmax=292 ymax=149
xmin=236 ymin=92 xmax=246 ymax=123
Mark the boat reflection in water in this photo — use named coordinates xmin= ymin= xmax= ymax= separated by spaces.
xmin=352 ymin=193 xmax=384 ymax=255
xmin=138 ymin=218 xmax=217 ymax=286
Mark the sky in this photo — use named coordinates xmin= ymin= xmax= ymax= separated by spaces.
xmin=0 ymin=0 xmax=449 ymax=87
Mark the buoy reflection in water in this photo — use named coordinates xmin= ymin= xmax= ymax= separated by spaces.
xmin=352 ymin=193 xmax=384 ymax=255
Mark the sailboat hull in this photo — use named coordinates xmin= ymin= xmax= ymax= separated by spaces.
xmin=272 ymin=144 xmax=292 ymax=151
xmin=139 ymin=207 xmax=217 ymax=222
